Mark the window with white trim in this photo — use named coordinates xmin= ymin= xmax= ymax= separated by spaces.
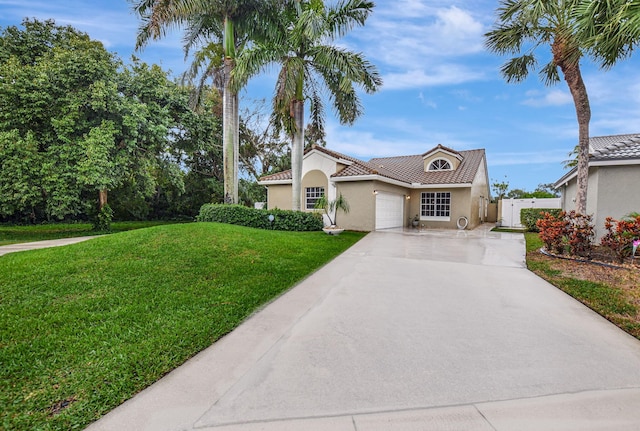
xmin=421 ymin=192 xmax=451 ymax=219
xmin=305 ymin=187 xmax=324 ymax=210
xmin=428 ymin=159 xmax=452 ymax=171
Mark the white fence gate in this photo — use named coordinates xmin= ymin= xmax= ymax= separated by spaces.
xmin=500 ymin=198 xmax=561 ymax=228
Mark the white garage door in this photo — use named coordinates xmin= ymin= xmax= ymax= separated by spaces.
xmin=375 ymin=192 xmax=404 ymax=229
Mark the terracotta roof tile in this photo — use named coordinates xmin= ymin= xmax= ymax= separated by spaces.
xmin=363 ymin=149 xmax=485 ymax=185
xmin=260 ymin=169 xmax=292 ymax=181
xmin=260 ymin=145 xmax=486 ymax=187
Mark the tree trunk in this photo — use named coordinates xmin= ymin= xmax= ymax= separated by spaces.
xmin=555 ymin=39 xmax=591 ymax=215
xmin=291 ymin=99 xmax=304 ymax=211
xmin=222 ymin=16 xmax=238 ymax=204
xmin=223 ymin=59 xmax=239 ymax=204
xmin=562 ymin=62 xmax=590 ymax=215
xmin=98 ymin=189 xmax=108 ymax=210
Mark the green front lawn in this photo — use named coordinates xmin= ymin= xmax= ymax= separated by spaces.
xmin=0 ymin=223 xmax=365 ymax=430
xmin=0 ymin=221 xmax=177 ymax=246
xmin=525 ymin=232 xmax=640 ymax=338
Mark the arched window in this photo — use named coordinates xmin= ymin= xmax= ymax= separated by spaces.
xmin=428 ymin=159 xmax=451 ymax=171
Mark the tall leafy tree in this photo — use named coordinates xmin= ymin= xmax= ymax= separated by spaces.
xmin=233 ymin=0 xmax=382 ymax=211
xmin=485 ymin=0 xmax=592 ymax=214
xmin=132 ymin=0 xmax=264 ymax=204
xmin=576 ymin=0 xmax=640 ymax=67
xmin=0 ymin=19 xmax=198 ymax=222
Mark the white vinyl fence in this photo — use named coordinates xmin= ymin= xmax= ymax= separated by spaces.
xmin=499 ymin=198 xmax=561 ymax=228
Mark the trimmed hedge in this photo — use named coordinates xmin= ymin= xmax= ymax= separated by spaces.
xmin=521 ymin=208 xmax=562 ymax=232
xmin=196 ymin=204 xmax=323 ymax=231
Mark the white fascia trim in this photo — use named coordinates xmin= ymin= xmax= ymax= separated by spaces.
xmin=418 ymin=183 xmax=471 ymax=189
xmin=304 ymin=149 xmax=353 ymax=166
xmin=332 ymin=174 xmax=408 ymax=188
xmin=258 ymin=180 xmax=292 ymax=185
xmin=590 ymin=159 xmax=640 ymax=166
xmin=331 ymin=174 xmax=471 ymax=189
xmin=554 ymin=158 xmax=640 ymax=188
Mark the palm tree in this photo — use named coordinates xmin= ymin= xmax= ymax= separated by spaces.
xmin=233 ymin=0 xmax=382 ymax=211
xmin=485 ymin=0 xmax=592 ymax=214
xmin=131 ymin=0 xmax=263 ymax=204
xmin=575 ymin=0 xmax=640 ymax=67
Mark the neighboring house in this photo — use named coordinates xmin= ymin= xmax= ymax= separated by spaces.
xmin=554 ymin=133 xmax=640 ymax=241
xmin=259 ymin=144 xmax=491 ymax=232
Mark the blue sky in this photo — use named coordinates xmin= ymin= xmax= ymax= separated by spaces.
xmin=1 ymin=0 xmax=639 ymax=192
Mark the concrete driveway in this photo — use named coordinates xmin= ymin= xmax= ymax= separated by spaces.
xmin=86 ymin=226 xmax=640 ymax=431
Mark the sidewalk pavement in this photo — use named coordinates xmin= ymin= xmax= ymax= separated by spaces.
xmin=0 ymin=236 xmax=96 ymax=256
xmin=81 ymin=225 xmax=640 ymax=430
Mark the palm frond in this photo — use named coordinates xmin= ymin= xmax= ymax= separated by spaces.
xmin=500 ymin=54 xmax=537 ymax=83
xmin=539 ymin=60 xmax=560 ymax=85
xmin=325 ymin=0 xmax=375 ymax=39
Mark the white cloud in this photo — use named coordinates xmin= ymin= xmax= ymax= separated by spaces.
xmin=418 ymin=92 xmax=437 ymax=109
xmin=347 ymin=4 xmax=488 ymax=91
xmin=488 ymin=149 xmax=570 ymax=166
xmin=324 ymin=121 xmax=475 ymax=160
xmin=522 ymin=89 xmax=573 ymax=107
xmin=383 ymin=65 xmax=485 ymax=90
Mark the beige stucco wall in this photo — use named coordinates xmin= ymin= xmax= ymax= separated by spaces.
xmin=333 ymin=180 xmax=411 ymax=231
xmin=558 ymin=164 xmax=640 ymax=241
xmin=333 ymin=181 xmax=376 ymax=231
xmin=469 ymin=156 xmax=490 ymax=228
xmin=266 ymin=184 xmax=292 ymax=210
xmin=301 ymin=170 xmax=329 ymax=211
xmin=406 ymin=187 xmax=471 ymax=229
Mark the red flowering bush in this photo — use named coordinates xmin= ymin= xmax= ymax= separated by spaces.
xmin=537 ymin=211 xmax=569 ymax=254
xmin=601 ymin=214 xmax=640 ymax=263
xmin=565 ymin=211 xmax=594 ymax=257
xmin=537 ymin=211 xmax=594 ymax=257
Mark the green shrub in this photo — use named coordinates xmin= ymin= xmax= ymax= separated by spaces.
xmin=92 ymin=203 xmax=113 ymax=232
xmin=521 ymin=208 xmax=562 ymax=232
xmin=196 ymin=204 xmax=323 ymax=231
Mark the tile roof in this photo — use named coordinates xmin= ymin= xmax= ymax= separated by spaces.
xmin=554 ymin=133 xmax=640 ymax=187
xmin=260 ymin=169 xmax=292 ymax=181
xmin=590 ymin=134 xmax=640 ymax=161
xmin=260 ymin=145 xmax=486 ymax=186
xmin=360 ymin=149 xmax=485 ymax=185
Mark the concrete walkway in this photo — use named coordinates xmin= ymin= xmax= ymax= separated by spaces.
xmin=86 ymin=225 xmax=640 ymax=430
xmin=0 ymin=236 xmax=96 ymax=256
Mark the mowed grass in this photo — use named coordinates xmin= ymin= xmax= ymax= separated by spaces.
xmin=1 ymin=223 xmax=365 ymax=430
xmin=525 ymin=232 xmax=640 ymax=338
xmin=0 ymin=221 xmax=176 ymax=246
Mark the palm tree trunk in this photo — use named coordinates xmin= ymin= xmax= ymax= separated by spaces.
xmin=291 ymin=99 xmax=304 ymax=211
xmin=562 ymin=62 xmax=591 ymax=215
xmin=222 ymin=17 xmax=238 ymax=204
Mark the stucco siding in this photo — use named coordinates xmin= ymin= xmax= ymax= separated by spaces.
xmin=469 ymin=157 xmax=490 ymax=228
xmin=267 ymin=184 xmax=292 ymax=210
xmin=559 ymin=165 xmax=639 ymax=241
xmin=408 ymin=187 xmax=471 ymax=229
xmin=334 ymin=181 xmax=376 ymax=231
xmin=593 ymin=165 xmax=640 ymax=240
xmin=301 ymin=170 xmax=329 ymax=211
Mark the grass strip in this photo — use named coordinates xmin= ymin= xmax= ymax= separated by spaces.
xmin=525 ymin=232 xmax=640 ymax=338
xmin=0 ymin=221 xmax=177 ymax=246
xmin=1 ymin=223 xmax=365 ymax=430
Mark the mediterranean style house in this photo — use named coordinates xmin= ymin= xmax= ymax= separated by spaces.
xmin=259 ymin=144 xmax=491 ymax=232
xmin=554 ymin=133 xmax=640 ymax=241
